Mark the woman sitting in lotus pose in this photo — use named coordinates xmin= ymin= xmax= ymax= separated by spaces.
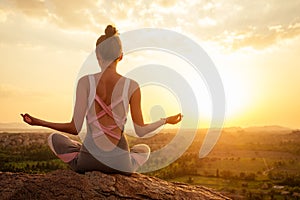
xmin=21 ymin=25 xmax=182 ymax=174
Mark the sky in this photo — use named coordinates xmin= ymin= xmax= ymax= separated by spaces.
xmin=0 ymin=0 xmax=300 ymax=129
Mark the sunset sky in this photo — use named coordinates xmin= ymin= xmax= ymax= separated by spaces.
xmin=0 ymin=0 xmax=300 ymax=129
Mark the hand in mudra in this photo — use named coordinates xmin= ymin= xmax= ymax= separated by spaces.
xmin=20 ymin=113 xmax=40 ymax=126
xmin=165 ymin=113 xmax=183 ymax=124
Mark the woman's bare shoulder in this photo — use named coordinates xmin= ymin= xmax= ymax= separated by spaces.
xmin=77 ymin=75 xmax=90 ymax=85
xmin=124 ymin=77 xmax=138 ymax=88
xmin=76 ymin=74 xmax=95 ymax=91
xmin=79 ymin=72 xmax=103 ymax=83
xmin=123 ymin=77 xmax=139 ymax=98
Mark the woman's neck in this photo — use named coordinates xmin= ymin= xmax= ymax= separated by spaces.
xmin=102 ymin=61 xmax=117 ymax=73
xmin=101 ymin=63 xmax=122 ymax=81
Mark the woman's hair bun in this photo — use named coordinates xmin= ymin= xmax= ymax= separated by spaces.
xmin=105 ymin=25 xmax=117 ymax=37
xmin=96 ymin=25 xmax=117 ymax=47
xmin=95 ymin=24 xmax=122 ymax=62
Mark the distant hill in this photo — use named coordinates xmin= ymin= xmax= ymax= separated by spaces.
xmin=222 ymin=127 xmax=243 ymax=133
xmin=0 ymin=122 xmax=30 ymax=129
xmin=0 ymin=122 xmax=88 ymax=133
xmin=243 ymin=125 xmax=292 ymax=133
xmin=0 ymin=122 xmax=53 ymax=133
xmin=0 ymin=122 xmax=294 ymax=135
xmin=220 ymin=125 xmax=292 ymax=134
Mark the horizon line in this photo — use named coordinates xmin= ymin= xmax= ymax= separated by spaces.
xmin=0 ymin=121 xmax=299 ymax=131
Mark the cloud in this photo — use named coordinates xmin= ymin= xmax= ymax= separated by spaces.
xmin=229 ymin=23 xmax=300 ymax=50
xmin=12 ymin=0 xmax=48 ymax=18
xmin=1 ymin=0 xmax=116 ymax=38
xmin=0 ymin=0 xmax=300 ymax=50
xmin=186 ymin=0 xmax=300 ymax=49
xmin=0 ymin=11 xmax=95 ymax=51
xmin=2 ymin=0 xmax=98 ymax=29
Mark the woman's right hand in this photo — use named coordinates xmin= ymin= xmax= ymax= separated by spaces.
xmin=20 ymin=113 xmax=40 ymax=126
xmin=165 ymin=113 xmax=183 ymax=124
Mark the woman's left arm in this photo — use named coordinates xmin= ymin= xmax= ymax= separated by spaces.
xmin=20 ymin=76 xmax=89 ymax=135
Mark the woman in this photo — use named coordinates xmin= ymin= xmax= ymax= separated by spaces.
xmin=21 ymin=25 xmax=182 ymax=174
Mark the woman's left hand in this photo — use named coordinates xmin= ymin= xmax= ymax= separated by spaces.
xmin=165 ymin=113 xmax=183 ymax=125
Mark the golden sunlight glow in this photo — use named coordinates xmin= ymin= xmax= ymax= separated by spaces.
xmin=0 ymin=1 xmax=300 ymax=129
xmin=141 ymin=85 xmax=180 ymax=122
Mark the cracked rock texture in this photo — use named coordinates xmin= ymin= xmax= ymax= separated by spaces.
xmin=0 ymin=170 xmax=230 ymax=199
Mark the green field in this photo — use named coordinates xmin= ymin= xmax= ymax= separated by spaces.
xmin=141 ymin=128 xmax=300 ymax=199
xmin=1 ymin=127 xmax=300 ymax=199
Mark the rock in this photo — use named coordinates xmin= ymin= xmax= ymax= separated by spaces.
xmin=0 ymin=170 xmax=230 ymax=200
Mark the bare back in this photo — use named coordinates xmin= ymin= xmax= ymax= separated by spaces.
xmin=87 ymin=71 xmax=130 ymax=147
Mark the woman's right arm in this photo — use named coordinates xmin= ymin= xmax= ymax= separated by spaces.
xmin=20 ymin=76 xmax=89 ymax=135
xmin=129 ymin=81 xmax=182 ymax=137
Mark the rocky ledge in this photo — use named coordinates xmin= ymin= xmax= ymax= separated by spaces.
xmin=0 ymin=170 xmax=230 ymax=200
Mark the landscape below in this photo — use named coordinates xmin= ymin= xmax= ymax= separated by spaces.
xmin=0 ymin=126 xmax=300 ymax=199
